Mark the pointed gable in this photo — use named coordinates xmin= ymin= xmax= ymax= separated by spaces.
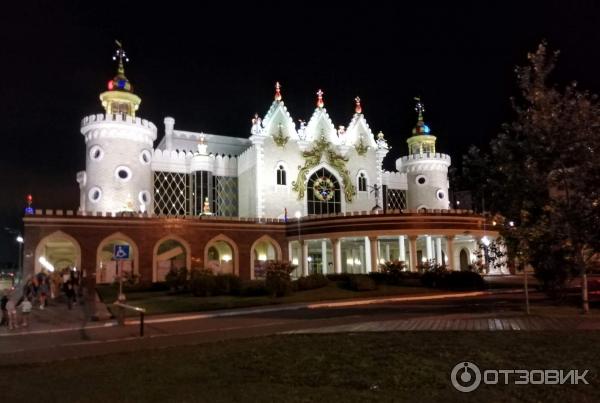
xmin=344 ymin=112 xmax=377 ymax=149
xmin=262 ymin=100 xmax=298 ymax=140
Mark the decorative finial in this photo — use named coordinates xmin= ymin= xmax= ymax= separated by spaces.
xmin=112 ymin=40 xmax=129 ymax=76
xmin=414 ymin=96 xmax=425 ymax=122
xmin=316 ymin=89 xmax=324 ymax=108
xmin=355 ymin=96 xmax=362 ymax=114
xmin=274 ymin=81 xmax=282 ymax=101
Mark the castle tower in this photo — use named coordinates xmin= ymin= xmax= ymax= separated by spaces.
xmin=77 ymin=41 xmax=157 ymax=214
xmin=396 ymin=98 xmax=451 ymax=210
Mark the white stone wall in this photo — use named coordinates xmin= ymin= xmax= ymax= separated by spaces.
xmin=80 ymin=114 xmax=157 ymax=214
xmin=397 ymin=153 xmax=451 ymax=210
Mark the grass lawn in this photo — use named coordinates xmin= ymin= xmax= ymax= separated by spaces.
xmin=1 ymin=331 xmax=599 ymax=402
xmin=97 ymin=283 xmax=442 ymax=316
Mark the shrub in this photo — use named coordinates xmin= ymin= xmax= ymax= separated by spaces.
xmin=444 ymin=271 xmax=486 ymax=290
xmin=326 ymin=273 xmax=351 ymax=283
xmin=189 ymin=269 xmax=215 ymax=297
xmin=420 ymin=266 xmax=449 ymax=288
xmin=421 ymin=267 xmax=486 ymax=290
xmin=375 ymin=260 xmax=407 ymax=285
xmin=295 ymin=273 xmax=329 ymax=291
xmin=265 ymin=260 xmax=295 ymax=297
xmin=238 ymin=280 xmax=269 ymax=297
xmin=347 ymin=274 xmax=377 ymax=291
xmin=214 ymin=274 xmax=242 ymax=295
xmin=165 ymin=267 xmax=188 ymax=293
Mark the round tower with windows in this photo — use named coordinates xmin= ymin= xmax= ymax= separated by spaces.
xmin=396 ymin=98 xmax=451 ymax=210
xmin=77 ymin=42 xmax=157 ymax=214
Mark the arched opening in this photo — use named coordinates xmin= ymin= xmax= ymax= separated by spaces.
xmin=250 ymin=236 xmax=282 ymax=279
xmin=307 ymin=167 xmax=341 ymax=215
xmin=153 ymin=236 xmax=191 ymax=282
xmin=96 ymin=233 xmax=139 ymax=284
xmin=460 ymin=249 xmax=469 ymax=271
xmin=34 ymin=231 xmax=81 ymax=276
xmin=204 ymin=235 xmax=238 ymax=275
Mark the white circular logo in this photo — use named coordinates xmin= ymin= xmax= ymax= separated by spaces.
xmin=451 ymin=361 xmax=481 ymax=393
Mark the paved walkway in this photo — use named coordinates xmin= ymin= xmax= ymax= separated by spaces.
xmin=283 ymin=313 xmax=600 ymax=333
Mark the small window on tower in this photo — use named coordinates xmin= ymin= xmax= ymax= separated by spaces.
xmin=277 ymin=165 xmax=286 ymax=185
xmin=114 ymin=166 xmax=132 ymax=182
xmin=89 ymin=145 xmax=104 ymax=161
xmin=358 ymin=172 xmax=367 ymax=192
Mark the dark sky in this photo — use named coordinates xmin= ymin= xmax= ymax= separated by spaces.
xmin=2 ymin=1 xmax=600 ymax=263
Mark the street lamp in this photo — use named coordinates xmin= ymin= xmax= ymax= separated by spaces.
xmin=295 ymin=211 xmax=302 ymax=274
xmin=16 ymin=236 xmax=24 ymax=284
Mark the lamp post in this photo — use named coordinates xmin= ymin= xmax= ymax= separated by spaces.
xmin=295 ymin=211 xmax=302 ymax=274
xmin=16 ymin=235 xmax=24 ymax=284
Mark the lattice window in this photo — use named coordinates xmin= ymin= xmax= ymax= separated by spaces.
xmin=307 ymin=168 xmax=341 ymax=215
xmin=212 ymin=176 xmax=238 ymax=217
xmin=385 ymin=187 xmax=407 ymax=210
xmin=154 ymin=171 xmax=190 ymax=217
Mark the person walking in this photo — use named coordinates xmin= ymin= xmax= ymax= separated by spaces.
xmin=20 ymin=297 xmax=32 ymax=327
xmin=39 ymin=276 xmax=49 ymax=309
xmin=0 ymin=294 xmax=8 ymax=326
xmin=64 ymin=281 xmax=76 ymax=310
xmin=6 ymin=297 xmax=18 ymax=330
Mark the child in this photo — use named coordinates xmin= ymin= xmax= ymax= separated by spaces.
xmin=20 ymin=297 xmax=32 ymax=327
xmin=6 ymin=297 xmax=17 ymax=330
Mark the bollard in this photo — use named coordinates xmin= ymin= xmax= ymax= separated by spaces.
xmin=140 ymin=311 xmax=144 ymax=337
xmin=117 ymin=304 xmax=125 ymax=326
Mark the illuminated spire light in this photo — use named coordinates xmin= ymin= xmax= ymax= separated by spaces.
xmin=355 ymin=96 xmax=362 ymax=114
xmin=316 ymin=89 xmax=324 ymax=108
xmin=414 ymin=96 xmax=425 ymax=121
xmin=274 ymin=81 xmax=282 ymax=101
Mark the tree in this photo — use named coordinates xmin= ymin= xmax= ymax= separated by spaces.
xmin=461 ymin=42 xmax=600 ymax=312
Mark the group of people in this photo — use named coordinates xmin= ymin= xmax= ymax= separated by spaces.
xmin=0 ymin=267 xmax=83 ymax=330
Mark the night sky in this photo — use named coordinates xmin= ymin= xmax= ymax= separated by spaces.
xmin=2 ymin=2 xmax=600 ymax=264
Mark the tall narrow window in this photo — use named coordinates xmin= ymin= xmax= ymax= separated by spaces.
xmin=277 ymin=165 xmax=287 ymax=185
xmin=358 ymin=172 xmax=367 ymax=192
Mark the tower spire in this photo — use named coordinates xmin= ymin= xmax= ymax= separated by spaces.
xmin=316 ymin=89 xmax=324 ymax=108
xmin=355 ymin=96 xmax=362 ymax=114
xmin=100 ymin=40 xmax=141 ymax=117
xmin=113 ymin=40 xmax=129 ymax=77
xmin=274 ymin=81 xmax=282 ymax=101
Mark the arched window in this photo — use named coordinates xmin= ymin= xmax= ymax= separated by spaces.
xmin=276 ymin=165 xmax=286 ymax=185
xmin=307 ymin=168 xmax=341 ymax=215
xmin=358 ymin=172 xmax=367 ymax=192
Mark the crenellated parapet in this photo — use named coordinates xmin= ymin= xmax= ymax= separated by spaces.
xmin=396 ymin=153 xmax=451 ymax=173
xmin=81 ymin=113 xmax=157 ymax=146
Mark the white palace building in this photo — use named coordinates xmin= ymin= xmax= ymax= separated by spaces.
xmin=23 ymin=46 xmax=504 ymax=284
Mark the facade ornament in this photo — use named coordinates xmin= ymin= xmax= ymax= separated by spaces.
xmin=251 ymin=113 xmax=263 ymax=135
xmin=273 ymin=123 xmax=289 ymax=147
xmin=297 ymin=119 xmax=307 ymax=140
xmin=197 ymin=132 xmax=208 ymax=155
xmin=292 ymin=133 xmax=356 ymax=202
xmin=376 ymin=131 xmax=389 ymax=149
xmin=355 ymin=135 xmax=369 ymax=156
xmin=202 ymin=197 xmax=212 ymax=215
xmin=337 ymin=125 xmax=346 ymax=136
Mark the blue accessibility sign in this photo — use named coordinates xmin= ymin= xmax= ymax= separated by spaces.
xmin=113 ymin=244 xmax=130 ymax=260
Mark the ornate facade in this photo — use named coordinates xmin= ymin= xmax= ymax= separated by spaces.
xmin=23 ymin=45 xmax=507 ymax=287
